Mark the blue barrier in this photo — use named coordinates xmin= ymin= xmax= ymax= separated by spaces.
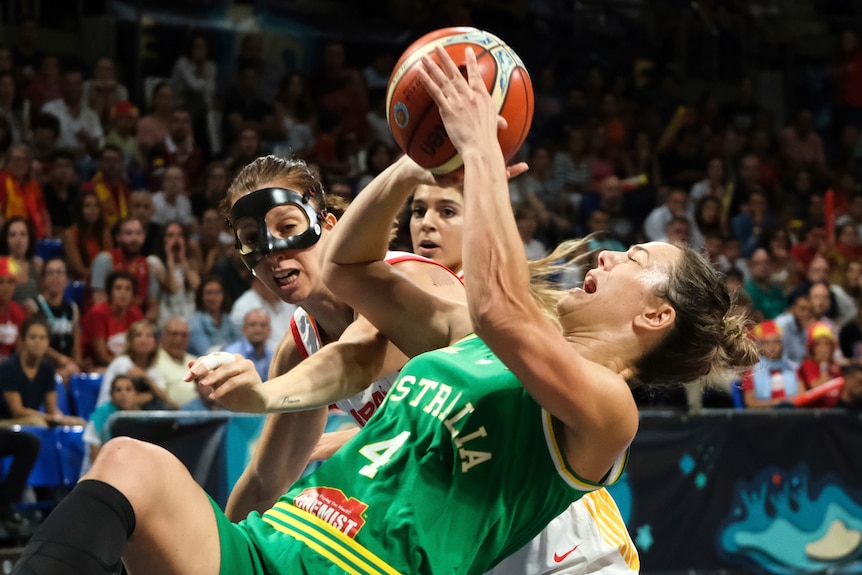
xmin=69 ymin=373 xmax=103 ymax=421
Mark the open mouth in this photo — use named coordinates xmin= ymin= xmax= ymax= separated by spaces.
xmin=583 ymin=273 xmax=597 ymax=294
xmin=418 ymin=240 xmax=439 ymax=249
xmin=273 ymin=269 xmax=300 ymax=286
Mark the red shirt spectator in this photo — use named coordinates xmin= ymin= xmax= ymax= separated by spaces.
xmin=0 ymin=257 xmax=26 ymax=359
xmin=80 ymin=270 xmax=143 ymax=368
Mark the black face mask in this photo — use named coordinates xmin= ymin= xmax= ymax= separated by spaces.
xmin=228 ymin=187 xmax=325 ymax=271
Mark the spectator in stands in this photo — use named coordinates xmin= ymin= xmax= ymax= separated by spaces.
xmin=171 ymin=31 xmax=216 ymax=140
xmin=785 ymin=256 xmax=837 ymax=318
xmin=692 ymin=195 xmax=726 ymax=246
xmin=210 ymin=250 xmax=252 ymax=305
xmin=731 ymin=189 xmax=777 ymax=258
xmin=0 ymin=144 xmax=51 ymax=239
xmin=549 ymin=128 xmax=591 ymax=205
xmin=644 ymin=188 xmax=693 ymax=243
xmin=22 ymin=54 xmax=60 ymax=115
xmin=0 ymin=71 xmax=27 ymax=146
xmin=0 ymin=116 xmax=12 ymax=168
xmin=355 ymin=140 xmax=394 ymax=194
xmin=96 ymin=319 xmax=172 ymax=409
xmin=151 ymin=165 xmax=195 ymax=229
xmin=29 ymin=111 xmax=61 ymax=167
xmin=42 ymin=67 xmax=104 ymax=164
xmin=83 ymin=373 xmax=141 ymax=465
xmin=580 ymin=174 xmax=637 ymax=246
xmin=195 ymin=208 xmax=230 ymax=275
xmin=82 ymin=57 xmax=128 ymax=130
xmin=32 ymin=257 xmax=81 ymax=383
xmin=836 ymin=192 xmax=862 ymax=240
xmin=136 ymin=81 xmax=174 ymax=157
xmin=154 ymin=316 xmax=196 ymax=407
xmin=621 ymin=131 xmax=663 ymax=193
xmin=229 ymin=277 xmax=296 ymax=353
xmin=832 ymin=259 xmax=861 ymax=326
xmin=660 ymin=127 xmax=705 ymax=190
xmin=11 ymin=19 xmax=43 ymax=81
xmin=128 ymin=190 xmax=160 ymax=257
xmin=81 ymin=270 xmax=144 ymax=369
xmin=224 ymin=308 xmax=273 ymax=382
xmin=190 ymin=161 xmax=228 ymax=219
xmin=104 ymin=100 xmax=141 ymax=175
xmin=272 ymin=72 xmax=317 ymax=160
xmin=0 ymin=217 xmax=42 ymax=307
xmin=662 ymin=215 xmax=694 ymax=246
xmin=790 ymin=222 xmax=828 ymax=276
xmin=226 ymin=125 xmax=264 ymax=178
xmin=90 ymin=217 xmax=159 ymax=321
xmin=80 ymin=144 xmax=131 ymax=229
xmin=834 ymin=362 xmax=862 ymax=409
xmin=797 ymin=321 xmax=843 ymax=408
xmin=763 ymin=227 xmax=802 ymax=293
xmin=834 ymin=222 xmax=862 ymax=266
xmin=62 ymin=190 xmax=112 ymax=283
xmin=585 ymin=207 xmax=626 ymax=253
xmin=744 ymin=248 xmax=786 ymax=321
xmin=187 ymin=276 xmax=238 ymax=356
xmin=0 ymin=257 xmax=26 ymax=360
xmin=147 ymin=109 xmax=203 ymax=193
xmin=220 ymin=33 xmax=282 ymax=103
xmin=807 ymin=281 xmax=840 ymax=336
xmin=42 ymin=150 xmax=79 ymax=235
xmin=222 ymin=65 xmax=275 ymax=152
xmin=0 ymin=427 xmax=39 ymax=534
xmin=0 ymin=316 xmax=83 ymax=426
xmin=514 ymin=202 xmax=547 ymax=260
xmin=775 ymin=293 xmax=814 ymax=368
xmin=147 ymin=221 xmax=200 ymax=325
xmin=742 ymin=319 xmax=800 ymax=408
xmin=689 ymin=157 xmax=727 ymax=210
xmin=780 ymin=108 xmax=828 ymax=181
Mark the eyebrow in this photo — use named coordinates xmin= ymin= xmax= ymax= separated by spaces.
xmin=631 ymin=245 xmax=650 ymax=262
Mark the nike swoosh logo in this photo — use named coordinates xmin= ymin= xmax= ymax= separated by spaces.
xmin=553 ymin=544 xmax=581 ymax=563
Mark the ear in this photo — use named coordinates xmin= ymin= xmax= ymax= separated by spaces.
xmin=322 ymin=212 xmax=338 ymax=229
xmin=633 ymin=301 xmax=676 ymax=333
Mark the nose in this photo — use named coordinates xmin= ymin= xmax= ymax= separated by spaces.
xmin=420 ymin=211 xmax=438 ymax=231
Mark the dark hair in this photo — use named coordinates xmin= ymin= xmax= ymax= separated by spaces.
xmin=32 ymin=112 xmax=60 ymax=135
xmin=20 ymin=315 xmax=49 ymax=339
xmin=100 ymin=144 xmax=124 ymax=159
xmin=0 ymin=216 xmax=36 ymax=259
xmin=195 ymin=275 xmax=232 ymax=313
xmin=49 ymin=149 xmax=75 ymax=164
xmin=72 ymin=191 xmax=108 ymax=267
xmin=106 ymin=270 xmax=138 ymax=301
xmin=634 ymin=247 xmax=759 ymax=385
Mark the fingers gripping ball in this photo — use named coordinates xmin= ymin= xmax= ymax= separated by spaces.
xmin=386 ymin=27 xmax=534 ymax=175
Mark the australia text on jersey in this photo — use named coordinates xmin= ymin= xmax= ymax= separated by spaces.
xmin=385 ymin=374 xmax=492 ymax=472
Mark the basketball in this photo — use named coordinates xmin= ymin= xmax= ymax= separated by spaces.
xmin=386 ymin=27 xmax=534 ymax=175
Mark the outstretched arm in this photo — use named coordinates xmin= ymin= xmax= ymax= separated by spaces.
xmin=416 ymin=47 xmax=637 ymax=483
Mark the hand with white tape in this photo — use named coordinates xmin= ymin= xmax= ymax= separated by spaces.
xmin=184 ymin=351 xmax=268 ymax=413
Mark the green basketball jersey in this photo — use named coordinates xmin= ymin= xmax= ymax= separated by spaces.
xmin=263 ymin=335 xmax=627 ymax=575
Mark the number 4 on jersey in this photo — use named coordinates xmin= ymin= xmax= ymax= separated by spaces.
xmin=358 ymin=431 xmax=411 ymax=478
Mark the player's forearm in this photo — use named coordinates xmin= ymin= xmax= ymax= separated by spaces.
xmin=324 ymin=155 xmax=427 ymax=267
xmin=264 ymin=336 xmax=386 ymax=412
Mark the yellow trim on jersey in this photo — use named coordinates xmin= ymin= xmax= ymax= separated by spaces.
xmin=581 ymin=489 xmax=640 ymax=571
xmin=263 ymin=502 xmax=402 ymax=575
xmin=541 ymin=409 xmax=629 ymax=491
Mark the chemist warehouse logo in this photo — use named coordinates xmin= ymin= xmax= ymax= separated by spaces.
xmin=293 ymin=487 xmax=369 ymax=538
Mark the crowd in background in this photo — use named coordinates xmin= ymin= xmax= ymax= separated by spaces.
xmin=0 ymin=1 xmax=861 ymax=434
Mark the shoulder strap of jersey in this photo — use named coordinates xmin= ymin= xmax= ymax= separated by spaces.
xmin=290 ymin=307 xmax=321 ymax=360
xmin=384 ymin=250 xmax=463 ymax=285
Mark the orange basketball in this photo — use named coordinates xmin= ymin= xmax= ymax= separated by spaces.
xmin=386 ymin=27 xmax=534 ymax=175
